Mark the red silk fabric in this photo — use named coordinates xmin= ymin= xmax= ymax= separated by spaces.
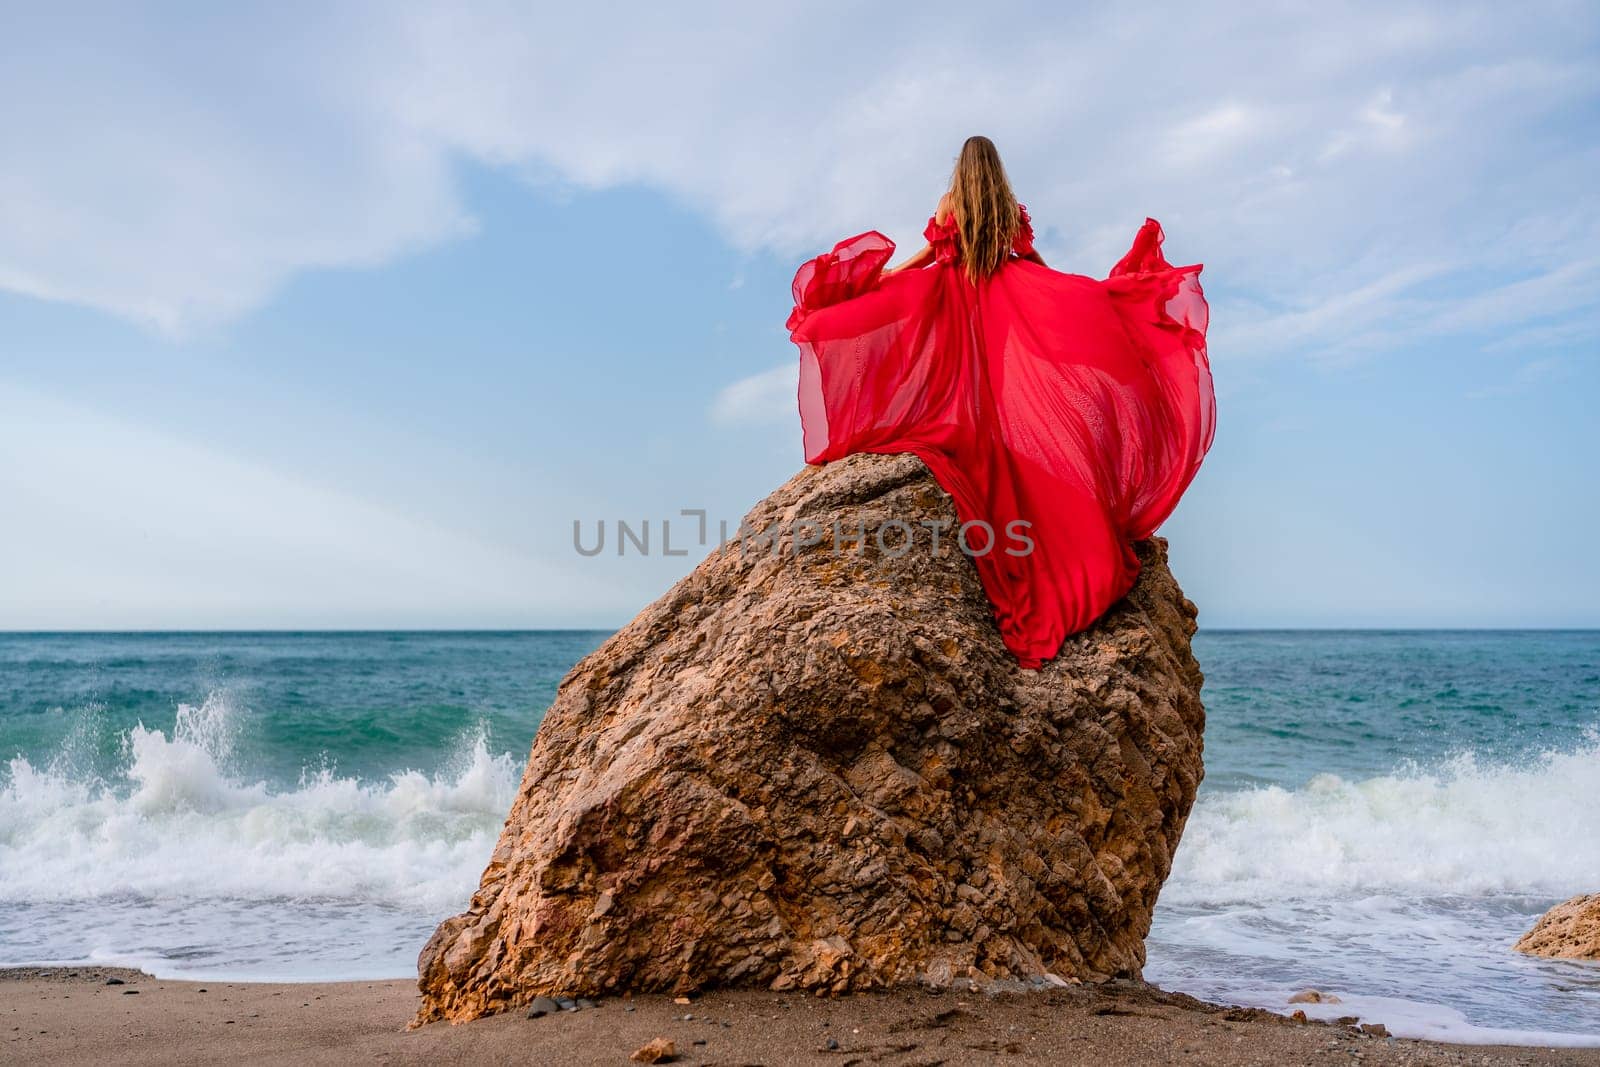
xmin=787 ymin=213 xmax=1214 ymax=668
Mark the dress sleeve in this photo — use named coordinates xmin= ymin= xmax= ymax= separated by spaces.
xmin=923 ymin=214 xmax=960 ymax=265
xmin=1108 ymin=218 xmax=1171 ymax=276
xmin=786 ymin=230 xmax=896 ymax=332
xmin=1012 ymin=204 xmax=1035 ymax=257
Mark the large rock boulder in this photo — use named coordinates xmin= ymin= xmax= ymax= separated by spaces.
xmin=414 ymin=452 xmax=1206 ymax=1025
xmin=1515 ymin=894 xmax=1600 ymax=959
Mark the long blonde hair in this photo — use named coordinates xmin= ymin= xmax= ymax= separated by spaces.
xmin=948 ymin=136 xmax=1021 ymax=284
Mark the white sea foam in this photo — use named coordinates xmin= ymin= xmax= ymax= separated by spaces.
xmin=1190 ymin=987 xmax=1600 ymax=1047
xmin=1167 ymin=734 xmax=1600 ymax=902
xmin=1149 ymin=734 xmax=1600 ymax=1043
xmin=0 ymin=689 xmax=520 ymax=914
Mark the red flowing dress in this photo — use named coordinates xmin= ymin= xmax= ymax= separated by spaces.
xmin=786 ymin=206 xmax=1213 ymax=668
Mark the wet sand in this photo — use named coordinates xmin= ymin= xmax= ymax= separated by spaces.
xmin=3 ymin=966 xmax=1596 ymax=1066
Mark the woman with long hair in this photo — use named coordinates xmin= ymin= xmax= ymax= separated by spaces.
xmin=786 ymin=136 xmax=1214 ymax=668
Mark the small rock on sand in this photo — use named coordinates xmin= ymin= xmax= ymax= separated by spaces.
xmin=631 ymin=1037 xmax=676 ymax=1063
xmin=526 ymin=996 xmax=560 ymax=1018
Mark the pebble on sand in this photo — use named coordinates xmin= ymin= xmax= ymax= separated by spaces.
xmin=526 ymin=996 xmax=561 ymax=1018
xmin=630 ymin=1036 xmax=676 ymax=1063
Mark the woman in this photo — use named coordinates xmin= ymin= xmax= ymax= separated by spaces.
xmin=786 ymin=136 xmax=1214 ymax=668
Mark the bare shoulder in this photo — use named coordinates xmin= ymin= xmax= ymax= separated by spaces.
xmin=935 ymin=192 xmax=954 ymax=224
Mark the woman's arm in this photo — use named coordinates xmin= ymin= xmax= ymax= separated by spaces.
xmin=882 ymin=243 xmax=934 ymax=276
xmin=883 ymin=192 xmax=953 ymax=278
xmin=1017 ymin=248 xmax=1047 ymax=267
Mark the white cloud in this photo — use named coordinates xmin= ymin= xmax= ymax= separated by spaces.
xmin=1319 ymin=89 xmax=1410 ymax=161
xmin=0 ymin=0 xmax=1595 ymax=361
xmin=0 ymin=8 xmax=473 ymax=333
xmin=710 ymin=362 xmax=797 ymax=426
xmin=1361 ymin=90 xmax=1407 ymax=133
xmin=1214 ymin=263 xmax=1450 ymax=361
xmin=1165 ymin=104 xmax=1262 ymax=167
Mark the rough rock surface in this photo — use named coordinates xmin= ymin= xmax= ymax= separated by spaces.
xmin=1515 ymin=894 xmax=1600 ymax=959
xmin=414 ymin=452 xmax=1206 ymax=1025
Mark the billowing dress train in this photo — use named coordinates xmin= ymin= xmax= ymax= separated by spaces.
xmin=785 ymin=207 xmax=1214 ymax=668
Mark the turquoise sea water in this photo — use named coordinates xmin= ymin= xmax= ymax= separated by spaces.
xmin=0 ymin=631 xmax=1596 ymax=1041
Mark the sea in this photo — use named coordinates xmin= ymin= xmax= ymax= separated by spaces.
xmin=0 ymin=630 xmax=1596 ymax=1044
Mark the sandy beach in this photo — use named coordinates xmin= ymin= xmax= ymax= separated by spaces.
xmin=2 ymin=966 xmax=1595 ymax=1067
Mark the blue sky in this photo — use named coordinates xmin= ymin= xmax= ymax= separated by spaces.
xmin=2 ymin=2 xmax=1597 ymax=629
